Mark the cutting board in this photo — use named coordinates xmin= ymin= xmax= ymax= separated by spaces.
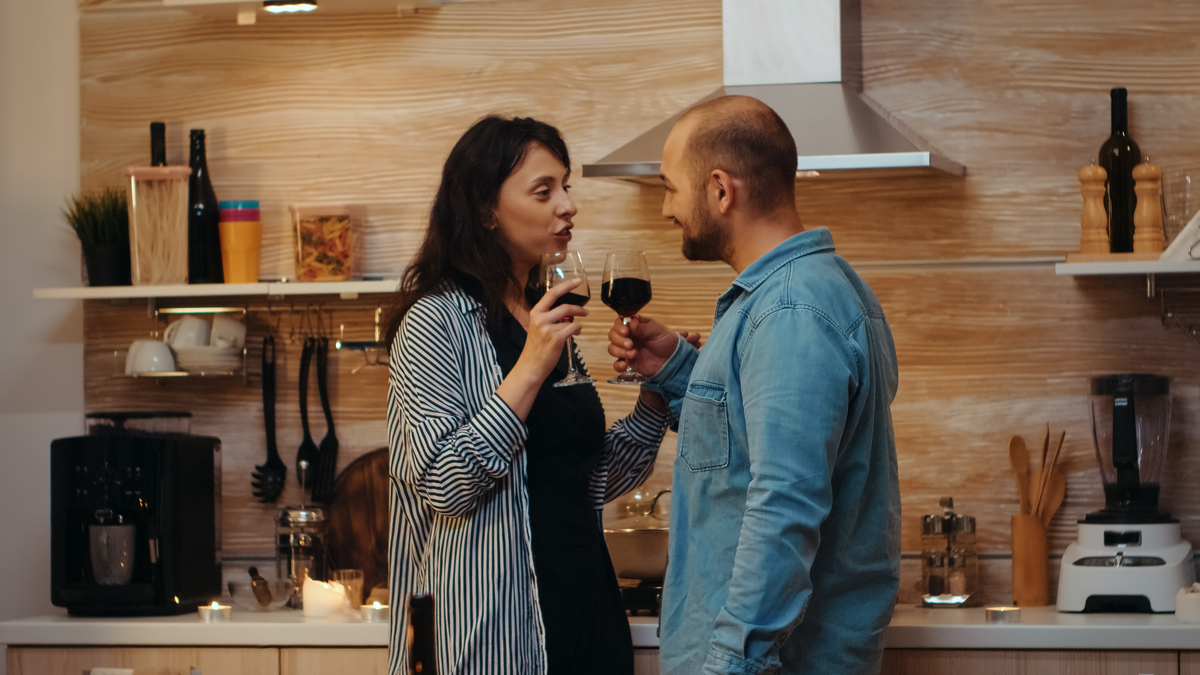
xmin=325 ymin=447 xmax=390 ymax=599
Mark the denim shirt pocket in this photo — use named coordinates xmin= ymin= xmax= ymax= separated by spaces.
xmin=677 ymin=380 xmax=730 ymax=472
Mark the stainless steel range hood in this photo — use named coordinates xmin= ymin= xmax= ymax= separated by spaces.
xmin=583 ymin=0 xmax=965 ymax=181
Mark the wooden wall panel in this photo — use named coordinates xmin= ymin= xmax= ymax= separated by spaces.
xmin=78 ymin=0 xmax=1200 ymax=603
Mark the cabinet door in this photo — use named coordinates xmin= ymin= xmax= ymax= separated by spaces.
xmin=1181 ymin=652 xmax=1200 ymax=675
xmin=280 ymin=648 xmax=389 ymax=675
xmin=633 ymin=648 xmax=659 ymax=675
xmin=5 ymin=646 xmax=279 ymax=675
xmin=883 ymin=649 xmax=1178 ymax=675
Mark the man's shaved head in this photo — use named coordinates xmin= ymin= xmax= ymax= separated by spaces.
xmin=677 ymin=96 xmax=797 ymax=211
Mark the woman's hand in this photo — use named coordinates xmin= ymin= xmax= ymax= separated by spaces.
xmin=497 ymin=278 xmax=588 ymax=420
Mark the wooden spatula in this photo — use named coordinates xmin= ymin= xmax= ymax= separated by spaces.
xmin=1039 ymin=469 xmax=1067 ymax=528
xmin=1009 ymin=435 xmax=1031 ymax=514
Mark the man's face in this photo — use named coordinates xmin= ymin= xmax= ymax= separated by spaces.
xmin=661 ymin=121 xmax=729 ymax=262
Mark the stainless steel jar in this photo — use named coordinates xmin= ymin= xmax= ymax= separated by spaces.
xmin=275 ymin=505 xmax=327 ymax=608
xmin=921 ymin=497 xmax=979 ymax=607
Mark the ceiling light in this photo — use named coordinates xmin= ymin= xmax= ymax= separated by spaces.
xmin=263 ymin=0 xmax=317 ymax=13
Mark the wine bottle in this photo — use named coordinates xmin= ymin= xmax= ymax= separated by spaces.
xmin=408 ymin=594 xmax=437 ymax=675
xmin=1098 ymin=88 xmax=1141 ymax=253
xmin=150 ymin=122 xmax=166 ymax=167
xmin=187 ymin=129 xmax=225 ymax=283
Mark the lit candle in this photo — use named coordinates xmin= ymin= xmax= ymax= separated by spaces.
xmin=302 ymin=576 xmax=346 ymax=618
xmin=198 ymin=600 xmax=232 ymax=622
xmin=361 ymin=600 xmax=390 ymax=623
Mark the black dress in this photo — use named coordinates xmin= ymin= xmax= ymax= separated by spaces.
xmin=491 ymin=311 xmax=634 ymax=675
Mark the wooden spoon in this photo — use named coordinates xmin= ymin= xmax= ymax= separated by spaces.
xmin=1009 ymin=435 xmax=1031 ymax=514
xmin=1033 ymin=430 xmax=1066 ymax=516
xmin=1039 ymin=469 xmax=1067 ymax=528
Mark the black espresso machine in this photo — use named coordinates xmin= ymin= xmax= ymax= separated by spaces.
xmin=51 ymin=412 xmax=222 ymax=616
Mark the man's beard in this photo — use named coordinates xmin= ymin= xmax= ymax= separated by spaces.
xmin=680 ymin=198 xmax=730 ymax=262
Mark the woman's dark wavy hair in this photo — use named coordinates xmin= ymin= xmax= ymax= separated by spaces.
xmin=385 ymin=116 xmax=571 ymax=348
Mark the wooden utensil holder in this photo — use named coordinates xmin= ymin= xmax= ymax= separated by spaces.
xmin=1011 ymin=514 xmax=1049 ymax=607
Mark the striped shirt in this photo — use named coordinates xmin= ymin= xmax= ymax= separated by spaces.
xmin=387 ymin=282 xmax=670 ymax=675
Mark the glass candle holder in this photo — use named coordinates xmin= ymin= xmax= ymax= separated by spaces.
xmin=198 ymin=601 xmax=232 ymax=622
xmin=361 ymin=600 xmax=389 ymax=623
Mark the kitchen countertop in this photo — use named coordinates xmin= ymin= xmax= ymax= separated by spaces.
xmin=0 ymin=611 xmax=661 ymax=648
xmin=885 ymin=605 xmax=1200 ymax=650
xmin=6 ymin=607 xmax=1200 ymax=651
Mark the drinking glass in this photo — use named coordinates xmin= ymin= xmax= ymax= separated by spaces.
xmin=334 ymin=569 xmax=364 ymax=611
xmin=601 ymin=252 xmax=653 ymax=384
xmin=539 ymin=251 xmax=594 ymax=387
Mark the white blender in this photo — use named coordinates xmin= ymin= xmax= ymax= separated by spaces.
xmin=1058 ymin=374 xmax=1195 ymax=612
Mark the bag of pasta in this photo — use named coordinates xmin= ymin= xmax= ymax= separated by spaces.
xmin=290 ymin=204 xmax=365 ymax=282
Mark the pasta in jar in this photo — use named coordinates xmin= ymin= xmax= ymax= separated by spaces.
xmin=290 ymin=205 xmax=364 ymax=282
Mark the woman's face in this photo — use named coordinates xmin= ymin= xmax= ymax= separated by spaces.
xmin=492 ymin=142 xmax=577 ymax=278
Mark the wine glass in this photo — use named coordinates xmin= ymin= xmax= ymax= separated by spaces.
xmin=602 ymin=251 xmax=652 ymax=384
xmin=540 ymin=251 xmax=594 ymax=387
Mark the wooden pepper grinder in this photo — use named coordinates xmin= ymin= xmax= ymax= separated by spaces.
xmin=1133 ymin=162 xmax=1164 ymax=253
xmin=1079 ymin=165 xmax=1109 ymax=254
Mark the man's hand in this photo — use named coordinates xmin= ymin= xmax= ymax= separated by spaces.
xmin=607 ymin=315 xmax=700 ymax=377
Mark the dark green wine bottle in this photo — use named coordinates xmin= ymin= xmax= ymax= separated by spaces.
xmin=187 ymin=129 xmax=224 ymax=283
xmin=1098 ymin=88 xmax=1141 ymax=253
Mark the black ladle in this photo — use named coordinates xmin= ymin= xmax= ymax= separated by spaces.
xmin=296 ymin=337 xmax=319 ymax=491
xmin=251 ymin=336 xmax=286 ymax=503
xmin=311 ymin=337 xmax=339 ymax=504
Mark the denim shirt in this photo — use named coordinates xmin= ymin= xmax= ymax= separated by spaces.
xmin=643 ymin=229 xmax=901 ymax=675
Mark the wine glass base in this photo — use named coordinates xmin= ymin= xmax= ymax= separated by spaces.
xmin=553 ymin=372 xmax=595 ymax=388
xmin=607 ymin=370 xmax=647 ymax=385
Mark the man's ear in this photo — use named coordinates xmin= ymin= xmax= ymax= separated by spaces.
xmin=710 ymin=169 xmax=735 ymax=215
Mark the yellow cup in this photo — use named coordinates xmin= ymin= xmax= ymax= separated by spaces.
xmin=219 ymin=220 xmax=263 ymax=284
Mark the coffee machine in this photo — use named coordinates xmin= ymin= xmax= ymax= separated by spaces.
xmin=51 ymin=416 xmax=222 ymax=616
xmin=1058 ymin=374 xmax=1195 ymax=613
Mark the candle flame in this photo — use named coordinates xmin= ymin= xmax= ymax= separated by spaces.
xmin=211 ymin=601 xmax=220 ymax=610
xmin=373 ymin=601 xmax=382 ymax=609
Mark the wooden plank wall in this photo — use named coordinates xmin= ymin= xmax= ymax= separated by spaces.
xmin=78 ymin=0 xmax=1200 ymax=605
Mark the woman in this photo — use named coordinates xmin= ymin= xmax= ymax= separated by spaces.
xmin=385 ymin=116 xmax=672 ymax=675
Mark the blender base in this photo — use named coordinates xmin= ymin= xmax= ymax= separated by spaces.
xmin=1057 ymin=522 xmax=1195 ymax=613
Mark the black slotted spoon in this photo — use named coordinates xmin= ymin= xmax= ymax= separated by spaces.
xmin=251 ymin=335 xmax=286 ymax=503
xmin=296 ymin=337 xmax=319 ymax=491
xmin=310 ymin=337 xmax=339 ymax=504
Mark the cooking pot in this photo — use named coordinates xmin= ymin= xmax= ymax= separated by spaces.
xmin=603 ymin=490 xmax=670 ymax=582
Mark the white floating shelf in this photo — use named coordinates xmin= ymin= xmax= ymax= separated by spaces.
xmin=1056 ymin=260 xmax=1200 ymax=276
xmin=33 ymin=279 xmax=399 ymax=300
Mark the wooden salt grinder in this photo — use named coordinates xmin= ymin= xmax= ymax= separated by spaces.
xmin=1079 ymin=165 xmax=1109 ymax=254
xmin=1133 ymin=162 xmax=1164 ymax=253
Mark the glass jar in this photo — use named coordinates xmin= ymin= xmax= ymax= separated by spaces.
xmin=275 ymin=506 xmax=327 ymax=608
xmin=289 ymin=204 xmax=365 ymax=282
xmin=921 ymin=497 xmax=979 ymax=607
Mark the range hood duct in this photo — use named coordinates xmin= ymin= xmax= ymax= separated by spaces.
xmin=582 ymin=0 xmax=965 ymax=181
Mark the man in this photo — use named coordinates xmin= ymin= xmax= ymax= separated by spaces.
xmin=607 ymin=95 xmax=901 ymax=674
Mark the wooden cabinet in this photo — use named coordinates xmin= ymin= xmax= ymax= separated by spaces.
xmin=1181 ymin=652 xmax=1200 ymax=675
xmin=5 ymin=646 xmax=279 ymax=675
xmin=883 ymin=649 xmax=1179 ymax=675
xmin=633 ymin=647 xmax=659 ymax=675
xmin=280 ymin=648 xmax=389 ymax=675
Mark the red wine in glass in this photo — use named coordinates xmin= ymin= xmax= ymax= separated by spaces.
xmin=539 ymin=250 xmax=594 ymax=387
xmin=602 ymin=252 xmax=652 ymax=385
xmin=554 ymin=291 xmax=591 ymax=309
xmin=601 ymin=278 xmax=651 ymax=317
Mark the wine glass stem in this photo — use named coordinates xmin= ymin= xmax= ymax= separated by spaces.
xmin=565 ymin=335 xmax=581 ymax=376
xmin=622 ymin=317 xmax=636 ymax=375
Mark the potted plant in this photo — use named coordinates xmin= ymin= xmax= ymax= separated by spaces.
xmin=64 ymin=187 xmax=132 ymax=286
